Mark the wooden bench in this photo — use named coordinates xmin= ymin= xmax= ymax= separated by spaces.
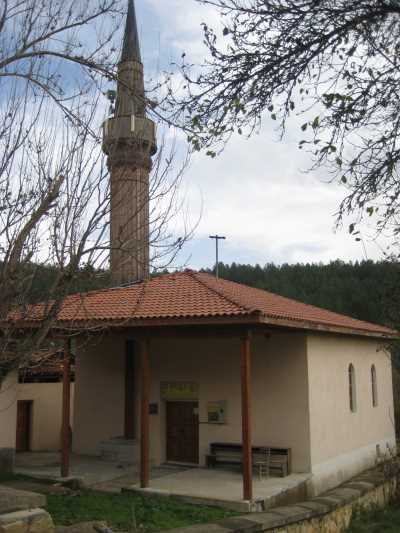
xmin=206 ymin=442 xmax=291 ymax=477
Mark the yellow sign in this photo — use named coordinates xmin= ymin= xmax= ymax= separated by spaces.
xmin=161 ymin=382 xmax=198 ymax=400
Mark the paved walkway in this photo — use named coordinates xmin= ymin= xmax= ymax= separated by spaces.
xmin=15 ymin=452 xmax=185 ymax=491
xmin=15 ymin=452 xmax=310 ymax=511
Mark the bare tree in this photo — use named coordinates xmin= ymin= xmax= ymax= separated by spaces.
xmin=161 ymin=0 xmax=400 ymax=243
xmin=0 ymin=100 xmax=193 ymax=380
xmin=0 ymin=1 xmax=194 ymax=381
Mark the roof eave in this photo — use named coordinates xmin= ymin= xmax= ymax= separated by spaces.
xmin=5 ymin=311 xmax=397 ymax=340
xmin=259 ymin=314 xmax=397 ymax=340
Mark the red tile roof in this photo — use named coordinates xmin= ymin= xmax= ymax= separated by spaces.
xmin=12 ymin=271 xmax=396 ymax=338
xmin=19 ymin=350 xmax=75 ymax=381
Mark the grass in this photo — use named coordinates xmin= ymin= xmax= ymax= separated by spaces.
xmin=46 ymin=490 xmax=237 ymax=532
xmin=0 ymin=471 xmax=237 ymax=531
xmin=347 ymin=504 xmax=400 ymax=532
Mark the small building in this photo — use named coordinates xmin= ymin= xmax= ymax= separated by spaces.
xmin=47 ymin=269 xmax=396 ymax=498
xmin=17 ymin=353 xmax=75 ymax=453
xmin=0 ymin=0 xmax=396 ymax=507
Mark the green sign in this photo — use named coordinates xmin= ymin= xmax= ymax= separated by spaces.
xmin=207 ymin=401 xmax=227 ymax=424
xmin=161 ymin=381 xmax=198 ymax=400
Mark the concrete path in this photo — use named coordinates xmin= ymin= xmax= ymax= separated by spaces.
xmin=128 ymin=469 xmax=311 ymax=512
xmin=15 ymin=452 xmax=186 ymax=491
xmin=15 ymin=452 xmax=310 ymax=512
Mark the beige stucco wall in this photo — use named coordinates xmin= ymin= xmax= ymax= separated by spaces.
xmin=147 ymin=332 xmax=311 ymax=472
xmin=73 ymin=330 xmax=311 ymax=473
xmin=0 ymin=371 xmax=18 ymax=449
xmin=307 ymin=333 xmax=396 ymax=494
xmin=73 ymin=327 xmax=396 ymax=496
xmin=73 ymin=334 xmax=126 ymax=455
xmin=18 ymin=382 xmax=74 ymax=451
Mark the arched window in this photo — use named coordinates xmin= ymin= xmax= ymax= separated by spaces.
xmin=349 ymin=364 xmax=357 ymax=413
xmin=371 ymin=365 xmax=378 ymax=407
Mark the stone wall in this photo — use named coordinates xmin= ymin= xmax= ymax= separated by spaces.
xmin=166 ymin=468 xmax=398 ymax=533
xmin=0 ymin=486 xmax=53 ymax=533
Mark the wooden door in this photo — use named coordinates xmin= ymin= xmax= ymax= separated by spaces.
xmin=166 ymin=401 xmax=199 ymax=464
xmin=16 ymin=401 xmax=32 ymax=452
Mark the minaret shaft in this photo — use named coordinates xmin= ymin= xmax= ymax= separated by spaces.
xmin=103 ymin=0 xmax=157 ymax=286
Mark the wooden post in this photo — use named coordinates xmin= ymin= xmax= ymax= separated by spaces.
xmin=140 ymin=338 xmax=150 ymax=488
xmin=61 ymin=338 xmax=71 ymax=478
xmin=124 ymin=340 xmax=136 ymax=439
xmin=241 ymin=330 xmax=252 ymax=501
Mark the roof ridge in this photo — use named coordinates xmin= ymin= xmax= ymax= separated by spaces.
xmin=195 ymin=272 xmax=396 ymax=333
xmin=257 ymin=285 xmax=391 ymax=330
xmin=66 ymin=282 xmax=142 ymax=299
xmin=130 ymin=276 xmax=150 ymax=317
xmin=189 ymin=271 xmax=261 ymax=316
xmin=201 ymin=273 xmax=392 ymax=332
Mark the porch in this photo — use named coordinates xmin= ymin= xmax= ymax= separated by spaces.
xmin=71 ymin=327 xmax=311 ymax=504
xmin=14 ymin=452 xmax=310 ymax=512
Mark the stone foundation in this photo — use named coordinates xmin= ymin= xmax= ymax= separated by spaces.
xmin=166 ymin=467 xmax=398 ymax=533
xmin=0 ymin=449 xmax=15 ymax=474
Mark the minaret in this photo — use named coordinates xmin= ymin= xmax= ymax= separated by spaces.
xmin=102 ymin=0 xmax=157 ymax=285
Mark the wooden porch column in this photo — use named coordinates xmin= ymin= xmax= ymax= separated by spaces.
xmin=124 ymin=340 xmax=136 ymax=439
xmin=241 ymin=330 xmax=252 ymax=501
xmin=140 ymin=338 xmax=150 ymax=488
xmin=61 ymin=338 xmax=71 ymax=478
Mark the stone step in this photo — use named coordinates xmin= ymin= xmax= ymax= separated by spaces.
xmin=99 ymin=438 xmax=140 ymax=464
xmin=0 ymin=487 xmax=46 ymax=515
xmin=0 ymin=508 xmax=54 ymax=533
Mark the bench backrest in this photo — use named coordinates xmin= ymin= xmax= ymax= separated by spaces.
xmin=210 ymin=443 xmax=290 ymax=466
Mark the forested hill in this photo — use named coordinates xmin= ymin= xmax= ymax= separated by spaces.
xmin=202 ymin=261 xmax=400 ymax=327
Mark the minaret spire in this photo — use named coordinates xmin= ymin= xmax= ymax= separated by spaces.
xmin=121 ymin=0 xmax=141 ymax=63
xmin=102 ymin=0 xmax=157 ymax=286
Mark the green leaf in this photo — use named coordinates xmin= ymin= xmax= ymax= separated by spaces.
xmin=312 ymin=116 xmax=320 ymax=129
xmin=349 ymin=223 xmax=355 ymax=234
xmin=271 ymin=113 xmax=277 ymax=120
xmin=301 ymin=123 xmax=308 ymax=131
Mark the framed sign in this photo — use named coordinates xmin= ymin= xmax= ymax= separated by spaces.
xmin=207 ymin=401 xmax=227 ymax=424
xmin=161 ymin=381 xmax=198 ymax=401
xmin=149 ymin=403 xmax=159 ymax=415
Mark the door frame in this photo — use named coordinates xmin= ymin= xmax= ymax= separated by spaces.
xmin=165 ymin=400 xmax=199 ymax=465
xmin=16 ymin=400 xmax=33 ymax=453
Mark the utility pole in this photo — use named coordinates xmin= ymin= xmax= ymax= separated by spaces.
xmin=209 ymin=235 xmax=226 ymax=279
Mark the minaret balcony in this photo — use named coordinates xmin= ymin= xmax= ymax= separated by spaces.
xmin=102 ymin=115 xmax=157 ymax=156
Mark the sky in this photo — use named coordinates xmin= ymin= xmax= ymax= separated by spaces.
xmin=135 ymin=0 xmax=387 ymax=271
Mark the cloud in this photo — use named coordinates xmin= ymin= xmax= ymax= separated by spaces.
xmin=139 ymin=0 xmax=388 ymax=270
